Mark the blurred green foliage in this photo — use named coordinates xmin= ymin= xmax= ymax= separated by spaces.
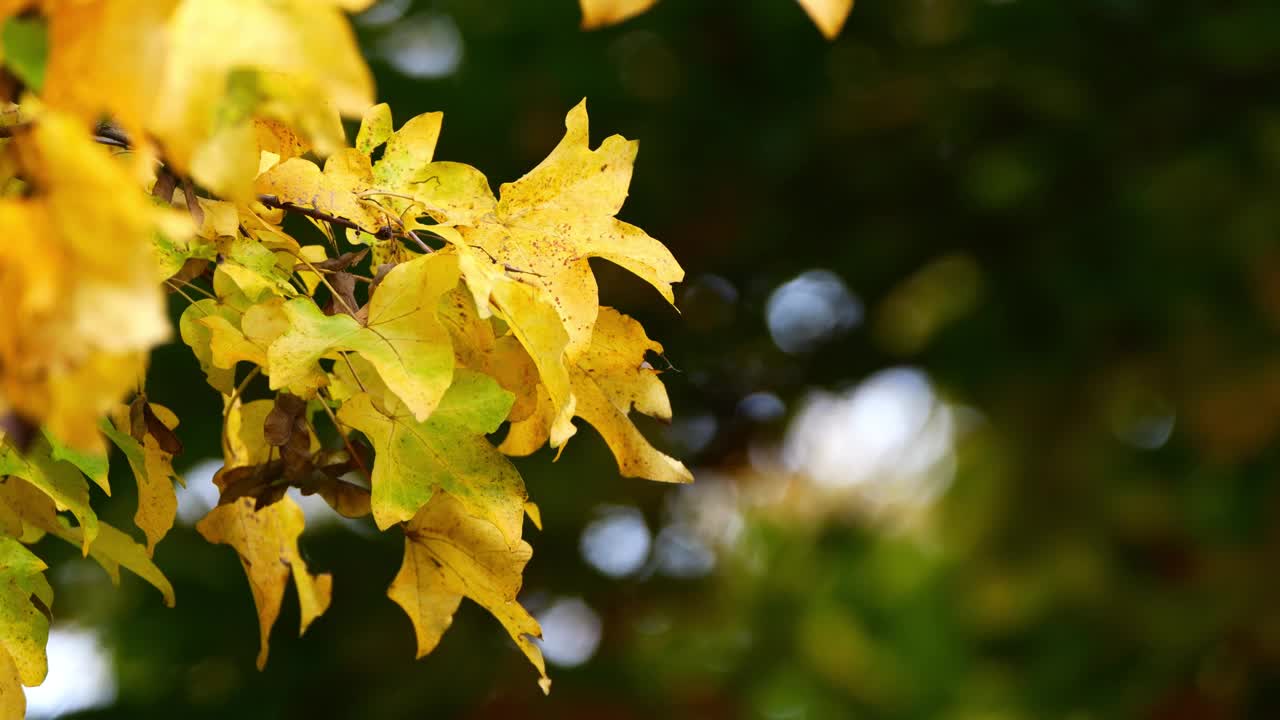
xmin=48 ymin=0 xmax=1280 ymax=718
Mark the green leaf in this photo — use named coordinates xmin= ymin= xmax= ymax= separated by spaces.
xmin=0 ymin=439 xmax=98 ymax=554
xmin=1 ymin=16 xmax=47 ymax=92
xmin=270 ymin=252 xmax=458 ymax=420
xmin=42 ymin=428 xmax=109 ymax=495
xmin=337 ymin=370 xmax=526 ymax=542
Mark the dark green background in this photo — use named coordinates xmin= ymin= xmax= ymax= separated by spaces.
xmin=45 ymin=0 xmax=1280 ymax=718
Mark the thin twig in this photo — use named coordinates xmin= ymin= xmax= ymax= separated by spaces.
xmin=257 ymin=194 xmax=369 ymax=234
xmin=281 ymin=247 xmax=361 ymax=318
xmin=221 ymin=367 xmax=262 ymax=458
xmin=316 ymin=388 xmax=373 ymax=485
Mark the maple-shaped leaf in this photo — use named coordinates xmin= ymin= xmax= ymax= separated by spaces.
xmin=426 ymin=101 xmax=684 ymax=359
xmin=504 ymin=307 xmax=692 ymax=484
xmin=337 ymin=370 xmax=527 ymax=542
xmin=270 ymin=252 xmax=457 ymax=416
xmin=99 ymin=402 xmax=183 ymax=555
xmin=357 ymin=103 xmax=443 ymax=193
xmin=258 ymin=103 xmax=445 ymax=241
xmin=389 ymin=492 xmax=549 ymax=693
xmin=197 ymin=496 xmax=331 ymax=669
xmin=0 ymin=536 xmax=51 ymax=690
xmin=199 ymin=397 xmax=331 ymax=666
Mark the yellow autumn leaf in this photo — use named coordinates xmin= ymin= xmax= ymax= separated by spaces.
xmin=156 ymin=0 xmax=373 ymax=190
xmin=0 ymin=111 xmax=183 ymax=451
xmin=222 ymin=398 xmax=276 ymax=469
xmin=578 ymin=0 xmax=852 ymax=38
xmin=99 ymin=404 xmax=183 ymax=555
xmin=270 ymin=252 xmax=458 ymax=419
xmin=203 ymin=296 xmax=290 ymax=370
xmin=505 ymin=307 xmax=692 ymax=484
xmin=579 ymin=0 xmax=658 ymax=29
xmin=41 ymin=0 xmax=174 ymax=160
xmin=198 ymin=396 xmax=329 ymax=667
xmin=179 ymin=299 xmax=244 ymax=396
xmin=388 ymin=492 xmax=548 ymax=693
xmin=0 ymin=537 xmax=50 ymax=690
xmin=430 ymin=101 xmax=684 ymax=359
xmin=795 ymin=0 xmax=855 ymax=39
xmin=472 ymin=259 xmax=578 ymax=447
xmin=0 ymin=646 xmax=24 ymax=720
xmin=197 ymin=497 xmax=331 ymax=669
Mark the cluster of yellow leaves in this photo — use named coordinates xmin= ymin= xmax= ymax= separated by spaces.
xmin=579 ymin=0 xmax=855 ymax=39
xmin=0 ymin=0 xmax=699 ymax=714
xmin=180 ymin=101 xmax=692 ymax=689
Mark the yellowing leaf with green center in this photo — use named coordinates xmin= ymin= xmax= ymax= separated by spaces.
xmin=197 ymin=496 xmax=331 ymax=669
xmin=270 ymin=252 xmax=458 ymax=420
xmin=202 ymin=296 xmax=290 ymax=370
xmin=214 ymin=236 xmax=299 ymax=303
xmin=99 ymin=404 xmax=182 ymax=555
xmin=505 ymin=307 xmax=691 ymax=483
xmin=0 ymin=536 xmax=51 ymax=690
xmin=337 ymin=370 xmax=525 ymax=541
xmin=0 ymin=438 xmax=97 ymax=553
xmin=429 ymin=101 xmax=683 ymax=358
xmin=179 ymin=299 xmax=241 ymax=395
xmin=51 ymin=518 xmax=176 ymax=608
xmin=354 ymin=103 xmax=392 ymax=156
xmin=389 ymin=492 xmax=548 ymax=693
